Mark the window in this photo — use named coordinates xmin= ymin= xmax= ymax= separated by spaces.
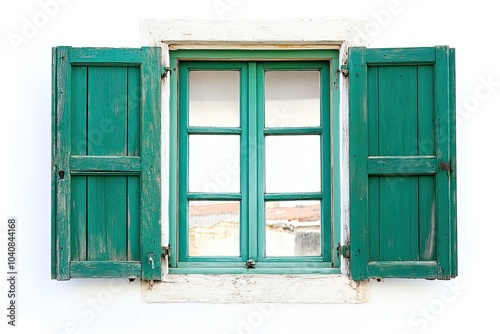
xmin=168 ymin=51 xmax=337 ymax=273
xmin=51 ymin=45 xmax=456 ymax=283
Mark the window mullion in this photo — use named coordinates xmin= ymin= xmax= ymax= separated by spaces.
xmin=247 ymin=61 xmax=260 ymax=261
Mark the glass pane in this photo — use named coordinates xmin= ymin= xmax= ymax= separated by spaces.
xmin=265 ymin=71 xmax=320 ymax=127
xmin=265 ymin=201 xmax=321 ymax=257
xmin=189 ymin=135 xmax=240 ymax=193
xmin=189 ymin=71 xmax=240 ymax=127
xmin=265 ymin=135 xmax=321 ymax=193
xmin=189 ymin=201 xmax=240 ymax=256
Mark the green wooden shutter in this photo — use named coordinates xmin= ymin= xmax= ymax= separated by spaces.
xmin=51 ymin=47 xmax=162 ymax=280
xmin=349 ymin=46 xmax=457 ymax=280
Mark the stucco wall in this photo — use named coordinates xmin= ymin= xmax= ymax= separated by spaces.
xmin=1 ymin=0 xmax=498 ymax=333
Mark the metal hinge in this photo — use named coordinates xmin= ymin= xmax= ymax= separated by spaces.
xmin=161 ymin=66 xmax=170 ymax=79
xmin=340 ymin=64 xmax=349 ymax=77
xmin=337 ymin=243 xmax=350 ymax=258
xmin=161 ymin=244 xmax=171 ymax=258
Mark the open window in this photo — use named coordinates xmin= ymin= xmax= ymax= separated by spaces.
xmin=51 ymin=45 xmax=456 ymax=281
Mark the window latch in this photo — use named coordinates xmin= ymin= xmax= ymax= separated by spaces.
xmin=148 ymin=252 xmax=155 ymax=270
xmin=245 ymin=259 xmax=256 ymax=269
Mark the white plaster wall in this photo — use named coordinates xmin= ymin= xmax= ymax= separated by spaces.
xmin=1 ymin=0 xmax=498 ymax=333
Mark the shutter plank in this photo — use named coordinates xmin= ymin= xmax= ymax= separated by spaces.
xmin=367 ymin=66 xmax=380 ymax=262
xmin=55 ymin=46 xmax=71 ymax=280
xmin=127 ymin=67 xmax=141 ymax=261
xmin=435 ymin=46 xmax=452 ymax=279
xmin=69 ymin=66 xmax=87 ymax=261
xmin=449 ymin=49 xmax=458 ymax=277
xmin=87 ymin=66 xmax=128 ymax=262
xmin=378 ymin=66 xmax=419 ymax=261
xmin=139 ymin=47 xmax=162 ymax=280
xmin=417 ymin=65 xmax=437 ymax=261
xmin=348 ymin=47 xmax=369 ymax=278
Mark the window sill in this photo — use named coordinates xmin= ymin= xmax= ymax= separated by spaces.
xmin=141 ymin=274 xmax=370 ymax=304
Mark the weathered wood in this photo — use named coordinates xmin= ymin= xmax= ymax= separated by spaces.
xmin=52 ymin=47 xmax=162 ymax=280
xmin=127 ymin=67 xmax=141 ymax=261
xmin=417 ymin=65 xmax=437 ymax=261
xmin=70 ymin=66 xmax=87 ymax=261
xmin=70 ymin=261 xmax=141 ymax=278
xmin=139 ymin=47 xmax=162 ymax=281
xmin=349 ymin=46 xmax=457 ymax=280
xmin=449 ymin=48 xmax=458 ymax=277
xmin=366 ymin=261 xmax=437 ymax=278
xmin=435 ymin=46 xmax=453 ymax=279
xmin=367 ymin=156 xmax=436 ymax=175
xmin=55 ymin=46 xmax=71 ymax=280
xmin=70 ymin=48 xmax=143 ymax=65
xmin=348 ymin=47 xmax=369 ymax=279
xmin=51 ymin=47 xmax=58 ymax=279
xmin=365 ymin=47 xmax=435 ymax=65
xmin=70 ymin=156 xmax=141 ymax=174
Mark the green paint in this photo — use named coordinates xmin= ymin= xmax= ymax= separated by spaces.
xmin=349 ymin=46 xmax=457 ymax=280
xmin=171 ymin=51 xmax=337 ymax=273
xmin=51 ymin=47 xmax=161 ymax=280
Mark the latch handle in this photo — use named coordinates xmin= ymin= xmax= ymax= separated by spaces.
xmin=148 ymin=252 xmax=155 ymax=270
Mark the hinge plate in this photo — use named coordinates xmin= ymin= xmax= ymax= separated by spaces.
xmin=336 ymin=243 xmax=350 ymax=258
xmin=161 ymin=66 xmax=170 ymax=78
xmin=340 ymin=64 xmax=349 ymax=77
xmin=161 ymin=245 xmax=171 ymax=258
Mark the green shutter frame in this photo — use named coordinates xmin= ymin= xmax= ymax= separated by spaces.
xmin=51 ymin=47 xmax=162 ymax=280
xmin=349 ymin=46 xmax=457 ymax=280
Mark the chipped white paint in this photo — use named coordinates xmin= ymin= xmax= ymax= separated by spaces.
xmin=142 ymin=274 xmax=369 ymax=304
xmin=142 ymin=19 xmax=372 ymax=303
xmin=141 ymin=19 xmax=370 ymax=47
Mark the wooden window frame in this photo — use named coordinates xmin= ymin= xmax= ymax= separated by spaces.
xmin=168 ymin=49 xmax=341 ymax=274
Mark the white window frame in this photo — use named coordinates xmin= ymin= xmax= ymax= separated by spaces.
xmin=140 ymin=19 xmax=371 ymax=303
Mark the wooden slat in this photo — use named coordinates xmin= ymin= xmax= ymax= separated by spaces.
xmin=51 ymin=47 xmax=58 ymax=279
xmin=140 ymin=47 xmax=162 ymax=280
xmin=378 ymin=65 xmax=419 ymax=262
xmin=55 ymin=46 xmax=71 ymax=280
xmin=87 ymin=176 xmax=127 ymax=261
xmin=435 ymin=46 xmax=452 ymax=279
xmin=86 ymin=66 xmax=129 ymax=262
xmin=70 ymin=261 xmax=141 ymax=278
xmin=70 ymin=156 xmax=141 ymax=174
xmin=367 ymin=156 xmax=437 ymax=175
xmin=70 ymin=176 xmax=87 ymax=261
xmin=366 ymin=261 xmax=438 ymax=278
xmin=87 ymin=66 xmax=128 ymax=155
xmin=417 ymin=65 xmax=437 ymax=261
xmin=419 ymin=176 xmax=436 ymax=260
xmin=348 ymin=47 xmax=369 ymax=279
xmin=365 ymin=47 xmax=435 ymax=65
xmin=69 ymin=66 xmax=88 ymax=261
xmin=127 ymin=67 xmax=141 ymax=261
xmin=379 ymin=177 xmax=418 ymax=261
xmin=128 ymin=177 xmax=141 ymax=261
xmin=449 ymin=48 xmax=458 ymax=277
xmin=70 ymin=48 xmax=142 ymax=65
xmin=367 ymin=66 xmax=380 ymax=261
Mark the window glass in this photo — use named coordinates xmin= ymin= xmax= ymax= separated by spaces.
xmin=265 ymin=71 xmax=320 ymax=127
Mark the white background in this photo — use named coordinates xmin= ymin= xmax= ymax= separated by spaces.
xmin=1 ymin=0 xmax=498 ymax=333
